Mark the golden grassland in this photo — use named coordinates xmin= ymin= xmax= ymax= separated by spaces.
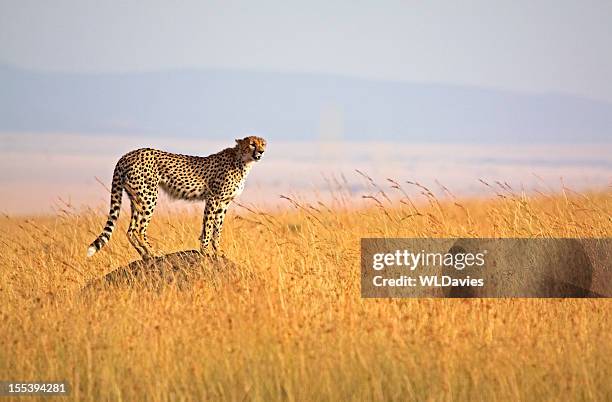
xmin=0 ymin=181 xmax=611 ymax=401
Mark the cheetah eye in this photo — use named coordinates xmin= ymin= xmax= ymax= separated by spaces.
xmin=249 ymin=143 xmax=255 ymax=149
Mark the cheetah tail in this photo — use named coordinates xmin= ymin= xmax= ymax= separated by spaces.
xmin=87 ymin=165 xmax=123 ymax=257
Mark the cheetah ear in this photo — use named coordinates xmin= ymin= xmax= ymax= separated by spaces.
xmin=235 ymin=138 xmax=241 ymax=144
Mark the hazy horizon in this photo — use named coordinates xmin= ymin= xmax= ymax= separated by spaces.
xmin=1 ymin=132 xmax=609 ymax=214
xmin=3 ymin=65 xmax=612 ymax=142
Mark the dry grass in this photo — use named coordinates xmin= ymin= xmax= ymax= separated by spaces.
xmin=0 ymin=180 xmax=611 ymax=401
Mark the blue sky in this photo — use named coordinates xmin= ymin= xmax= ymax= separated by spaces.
xmin=1 ymin=0 xmax=611 ymax=102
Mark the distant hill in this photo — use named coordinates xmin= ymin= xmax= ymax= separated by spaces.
xmin=1 ymin=64 xmax=611 ymax=142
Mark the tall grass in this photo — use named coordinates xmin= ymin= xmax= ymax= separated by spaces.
xmin=0 ymin=179 xmax=610 ymax=401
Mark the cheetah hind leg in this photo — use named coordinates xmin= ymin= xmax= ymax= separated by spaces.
xmin=127 ymin=200 xmax=159 ymax=260
xmin=138 ymin=194 xmax=160 ymax=258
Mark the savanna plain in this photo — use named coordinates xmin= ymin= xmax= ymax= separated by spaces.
xmin=0 ymin=179 xmax=610 ymax=401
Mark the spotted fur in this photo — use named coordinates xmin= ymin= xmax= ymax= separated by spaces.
xmin=87 ymin=136 xmax=266 ymax=259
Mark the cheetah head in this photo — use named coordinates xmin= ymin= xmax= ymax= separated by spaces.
xmin=235 ymin=136 xmax=266 ymax=163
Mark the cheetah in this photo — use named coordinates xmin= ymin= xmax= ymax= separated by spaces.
xmin=87 ymin=136 xmax=266 ymax=259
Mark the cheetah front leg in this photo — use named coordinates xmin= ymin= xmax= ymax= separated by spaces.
xmin=211 ymin=200 xmax=230 ymax=256
xmin=200 ymin=199 xmax=219 ymax=257
xmin=200 ymin=199 xmax=230 ymax=257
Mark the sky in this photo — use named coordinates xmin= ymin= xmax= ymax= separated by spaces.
xmin=1 ymin=0 xmax=610 ymax=214
xmin=1 ymin=0 xmax=612 ymax=102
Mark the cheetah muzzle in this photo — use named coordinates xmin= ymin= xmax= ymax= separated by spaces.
xmin=87 ymin=136 xmax=267 ymax=259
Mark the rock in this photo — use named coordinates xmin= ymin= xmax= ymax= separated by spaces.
xmin=81 ymin=250 xmax=239 ymax=293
